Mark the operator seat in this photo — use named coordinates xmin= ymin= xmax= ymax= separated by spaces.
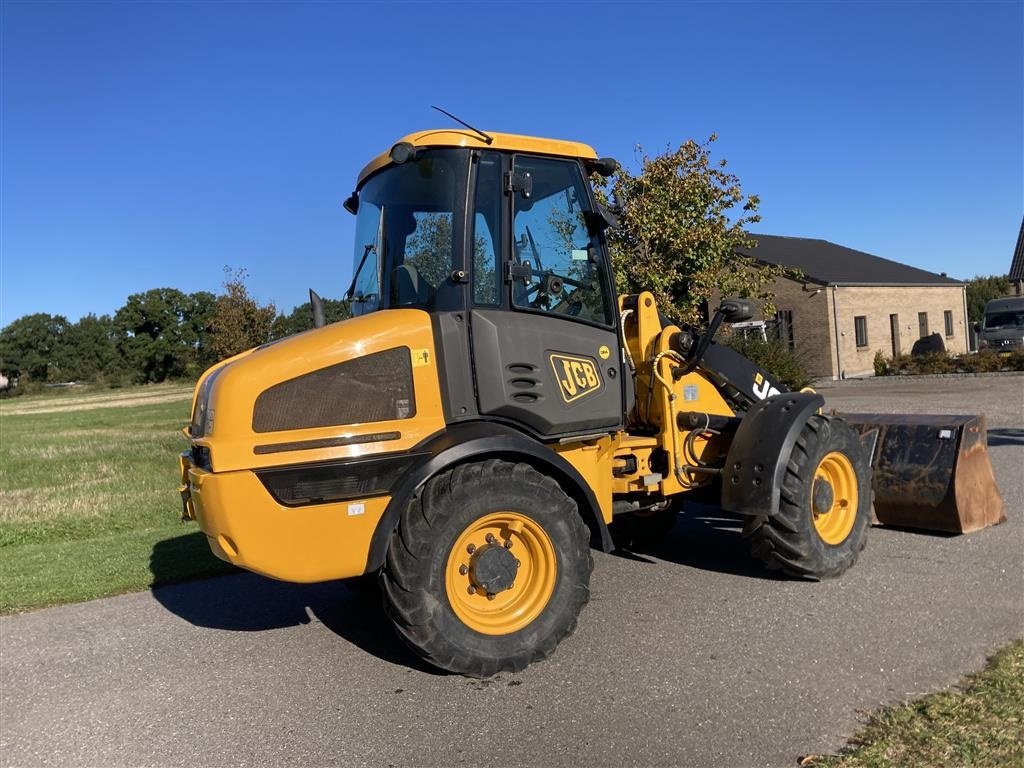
xmin=391 ymin=264 xmax=434 ymax=307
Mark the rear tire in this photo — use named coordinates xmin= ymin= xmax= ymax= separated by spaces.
xmin=744 ymin=415 xmax=871 ymax=579
xmin=380 ymin=459 xmax=592 ymax=677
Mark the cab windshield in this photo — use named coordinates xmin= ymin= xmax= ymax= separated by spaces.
xmin=984 ymin=311 xmax=1024 ymax=329
xmin=348 ymin=149 xmax=468 ymax=315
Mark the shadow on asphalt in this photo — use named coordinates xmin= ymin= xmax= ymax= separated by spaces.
xmin=149 ymin=535 xmax=441 ymax=675
xmin=150 ymin=504 xmax=783 ymax=672
xmin=612 ymin=503 xmax=787 ymax=581
xmin=988 ymin=427 xmax=1024 ymax=447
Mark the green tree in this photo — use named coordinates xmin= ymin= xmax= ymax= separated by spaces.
xmin=0 ymin=313 xmax=70 ymax=382
xmin=210 ymin=269 xmax=276 ymax=359
xmin=270 ymin=298 xmax=352 ymax=340
xmin=114 ymin=288 xmax=212 ymax=383
xmin=600 ymin=135 xmax=783 ymax=325
xmin=965 ymin=274 xmax=1012 ymax=323
xmin=63 ymin=314 xmax=122 ymax=383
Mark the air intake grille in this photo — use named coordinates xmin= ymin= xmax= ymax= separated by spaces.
xmin=257 ymin=453 xmax=423 ymax=507
xmin=252 ymin=347 xmax=415 ymax=433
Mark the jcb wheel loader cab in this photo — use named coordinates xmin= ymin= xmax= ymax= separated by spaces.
xmin=182 ymin=130 xmax=622 ymax=675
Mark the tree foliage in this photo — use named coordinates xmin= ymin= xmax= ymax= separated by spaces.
xmin=601 ymin=136 xmax=783 ymax=325
xmin=62 ymin=314 xmax=121 ymax=383
xmin=209 ymin=269 xmax=276 ymax=359
xmin=965 ymin=274 xmax=1012 ymax=323
xmin=0 ymin=313 xmax=70 ymax=381
xmin=114 ymin=288 xmax=215 ymax=383
xmin=271 ymin=297 xmax=351 ymax=340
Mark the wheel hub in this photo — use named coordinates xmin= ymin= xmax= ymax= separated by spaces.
xmin=811 ymin=451 xmax=859 ymax=545
xmin=812 ymin=478 xmax=835 ymax=515
xmin=469 ymin=544 xmax=519 ymax=595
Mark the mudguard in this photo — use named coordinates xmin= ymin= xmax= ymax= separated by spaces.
xmin=365 ymin=421 xmax=614 ymax=572
xmin=720 ymin=392 xmax=825 ymax=518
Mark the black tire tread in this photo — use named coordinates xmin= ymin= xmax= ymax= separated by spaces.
xmin=744 ymin=414 xmax=871 ymax=580
xmin=380 ymin=459 xmax=593 ymax=677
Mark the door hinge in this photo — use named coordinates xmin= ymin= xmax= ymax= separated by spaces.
xmin=506 ymin=261 xmax=532 ymax=283
xmin=504 ymin=170 xmax=533 ymax=198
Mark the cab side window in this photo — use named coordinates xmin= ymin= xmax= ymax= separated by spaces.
xmin=472 ymin=153 xmax=502 ymax=305
xmin=510 ymin=156 xmax=612 ymax=325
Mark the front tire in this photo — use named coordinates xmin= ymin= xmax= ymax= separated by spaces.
xmin=744 ymin=415 xmax=871 ymax=579
xmin=380 ymin=459 xmax=592 ymax=677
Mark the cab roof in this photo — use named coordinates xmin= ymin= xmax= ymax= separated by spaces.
xmin=357 ymin=129 xmax=599 ymax=186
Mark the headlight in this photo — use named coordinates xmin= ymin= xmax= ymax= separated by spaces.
xmin=190 ymin=367 xmax=225 ymax=437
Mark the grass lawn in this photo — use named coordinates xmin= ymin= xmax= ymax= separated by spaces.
xmin=0 ymin=384 xmax=234 ymax=612
xmin=806 ymin=641 xmax=1024 ymax=767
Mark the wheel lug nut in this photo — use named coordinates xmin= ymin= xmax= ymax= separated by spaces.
xmin=467 ymin=543 xmax=476 ymax=554
xmin=459 ymin=564 xmax=468 ymax=575
xmin=486 ymin=593 xmax=495 ymax=601
xmin=485 ymin=533 xmax=496 ymax=544
xmin=467 ymin=585 xmax=476 ymax=595
xmin=515 ymin=559 xmax=521 ymax=567
xmin=504 ymin=540 xmax=513 ymax=549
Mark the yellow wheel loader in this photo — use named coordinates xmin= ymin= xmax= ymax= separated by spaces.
xmin=179 ymin=128 xmax=1005 ymax=676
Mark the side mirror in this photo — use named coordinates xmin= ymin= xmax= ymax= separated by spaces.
xmin=585 ymin=203 xmax=618 ymax=233
xmin=343 ymin=192 xmax=359 ymax=215
xmin=719 ymin=298 xmax=754 ymax=323
xmin=587 ymin=157 xmax=619 ymax=177
xmin=973 ymin=322 xmax=981 ymax=333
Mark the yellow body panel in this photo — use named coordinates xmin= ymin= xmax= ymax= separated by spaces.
xmin=554 ymin=437 xmax=615 ymax=524
xmin=358 ymin=130 xmax=599 ymax=186
xmin=181 ymin=309 xmax=445 ymax=582
xmin=185 ymin=455 xmax=389 ymax=582
xmin=193 ymin=309 xmax=445 ymax=473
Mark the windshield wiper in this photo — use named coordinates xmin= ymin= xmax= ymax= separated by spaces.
xmin=345 ymin=243 xmax=376 ymax=301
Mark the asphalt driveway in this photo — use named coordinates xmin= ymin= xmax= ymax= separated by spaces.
xmin=2 ymin=375 xmax=1022 ymax=768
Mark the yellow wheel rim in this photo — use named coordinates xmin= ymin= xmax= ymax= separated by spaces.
xmin=445 ymin=512 xmax=557 ymax=636
xmin=811 ymin=451 xmax=858 ymax=545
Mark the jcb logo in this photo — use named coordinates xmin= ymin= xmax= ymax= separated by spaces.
xmin=550 ymin=354 xmax=602 ymax=403
xmin=753 ymin=372 xmax=780 ymax=401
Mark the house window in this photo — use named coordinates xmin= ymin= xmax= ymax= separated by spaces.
xmin=775 ymin=309 xmax=795 ymax=350
xmin=944 ymin=310 xmax=954 ymax=337
xmin=918 ymin=312 xmax=929 ymax=338
xmin=854 ymin=316 xmax=868 ymax=348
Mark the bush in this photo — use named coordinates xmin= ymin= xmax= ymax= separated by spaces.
xmin=873 ymin=350 xmax=888 ymax=376
xmin=723 ymin=334 xmax=811 ymax=390
xmin=958 ymin=350 xmax=1004 ymax=373
xmin=875 ymin=349 xmax=1024 ymax=376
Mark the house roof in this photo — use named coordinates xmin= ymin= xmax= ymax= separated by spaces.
xmin=1010 ymin=216 xmax=1024 ymax=282
xmin=736 ymin=234 xmax=964 ymax=287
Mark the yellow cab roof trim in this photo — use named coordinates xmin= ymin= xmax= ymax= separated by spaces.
xmin=356 ymin=129 xmax=599 ymax=187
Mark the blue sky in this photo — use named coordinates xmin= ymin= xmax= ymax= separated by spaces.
xmin=2 ymin=1 xmax=1021 ymax=325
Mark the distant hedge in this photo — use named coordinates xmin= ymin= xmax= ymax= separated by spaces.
xmin=874 ymin=349 xmax=1024 ymax=376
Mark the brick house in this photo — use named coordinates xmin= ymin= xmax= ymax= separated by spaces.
xmin=735 ymin=234 xmax=968 ymax=380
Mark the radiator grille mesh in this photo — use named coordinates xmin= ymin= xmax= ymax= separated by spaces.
xmin=252 ymin=347 xmax=415 ymax=433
